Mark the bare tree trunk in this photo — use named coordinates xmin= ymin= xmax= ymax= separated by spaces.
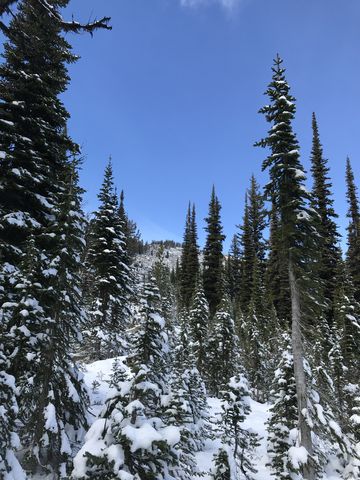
xmin=289 ymin=260 xmax=316 ymax=480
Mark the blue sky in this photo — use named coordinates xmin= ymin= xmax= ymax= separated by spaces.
xmin=15 ymin=1 xmax=360 ymax=248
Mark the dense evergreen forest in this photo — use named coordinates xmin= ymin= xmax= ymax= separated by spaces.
xmin=0 ymin=1 xmax=359 ymax=479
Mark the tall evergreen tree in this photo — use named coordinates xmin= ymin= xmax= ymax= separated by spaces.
xmin=256 ymin=55 xmax=321 ymax=479
xmin=0 ymin=3 xmax=93 ymax=472
xmin=152 ymin=243 xmax=175 ymax=326
xmin=118 ymin=189 xmax=142 ymax=260
xmin=189 ymin=279 xmax=209 ymax=375
xmin=203 ymin=187 xmax=225 ymax=316
xmin=240 ymin=256 xmax=275 ymax=401
xmin=180 ymin=203 xmax=199 ymax=310
xmin=265 ymin=206 xmax=291 ymax=322
xmin=239 ymin=176 xmax=267 ymax=314
xmin=225 ymin=234 xmax=242 ymax=305
xmin=206 ymin=295 xmax=239 ymax=396
xmin=84 ymin=161 xmax=131 ymax=359
xmin=310 ymin=112 xmax=341 ymax=320
xmin=345 ymin=157 xmax=360 ymax=302
xmin=0 ymin=0 xmax=77 ymax=271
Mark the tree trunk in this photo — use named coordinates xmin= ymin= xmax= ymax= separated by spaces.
xmin=289 ymin=260 xmax=316 ymax=480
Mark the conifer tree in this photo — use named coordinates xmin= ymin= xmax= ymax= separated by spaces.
xmin=267 ymin=335 xmax=299 ymax=480
xmin=118 ymin=190 xmax=142 ymax=260
xmin=203 ymin=187 xmax=225 ymax=316
xmin=207 ymin=295 xmax=238 ymax=396
xmin=239 ymin=176 xmax=266 ymax=314
xmin=213 ymin=375 xmax=259 ymax=480
xmin=225 ymin=234 xmax=242 ymax=305
xmin=0 ymin=346 xmax=26 ymax=480
xmin=189 ymin=278 xmax=210 ymax=375
xmin=152 ymin=243 xmax=175 ymax=327
xmin=211 ymin=448 xmax=231 ymax=480
xmin=241 ymin=257 xmax=273 ymax=401
xmin=256 ymin=55 xmax=320 ymax=479
xmin=329 ymin=262 xmax=360 ymax=434
xmin=85 ymin=160 xmax=131 ymax=359
xmin=265 ymin=207 xmax=291 ymax=322
xmin=345 ymin=158 xmax=360 ymax=302
xmin=239 ymin=194 xmax=253 ymax=313
xmin=0 ymin=0 xmax=78 ymax=271
xmin=310 ymin=113 xmax=341 ymax=320
xmin=72 ymin=278 xmax=179 ymax=480
xmin=180 ymin=203 xmax=199 ymax=310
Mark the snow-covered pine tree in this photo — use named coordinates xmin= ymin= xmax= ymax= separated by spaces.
xmin=329 ymin=262 xmax=360 ymax=436
xmin=310 ymin=113 xmax=341 ymax=325
xmin=72 ymin=277 xmax=180 ymax=480
xmin=173 ymin=312 xmax=210 ymax=452
xmin=267 ymin=334 xmax=299 ymax=479
xmin=265 ymin=206 xmax=291 ymax=323
xmin=84 ymin=160 xmax=131 ymax=360
xmin=203 ymin=186 xmax=226 ymax=317
xmin=239 ymin=176 xmax=267 ymax=315
xmin=180 ymin=203 xmax=200 ymax=311
xmin=0 ymin=345 xmax=26 ymax=480
xmin=189 ymin=278 xmax=210 ymax=375
xmin=241 ymin=256 xmax=274 ymax=402
xmin=211 ymin=448 xmax=232 ymax=480
xmin=212 ymin=375 xmax=259 ymax=480
xmin=256 ymin=55 xmax=323 ymax=480
xmin=152 ymin=243 xmax=175 ymax=328
xmin=16 ymin=159 xmax=89 ymax=476
xmin=0 ymin=0 xmax=78 ymax=274
xmin=207 ymin=294 xmax=238 ymax=396
xmin=345 ymin=158 xmax=360 ymax=302
xmin=118 ymin=189 xmax=143 ymax=260
xmin=225 ymin=234 xmax=242 ymax=306
xmin=0 ymin=2 xmax=93 ymax=475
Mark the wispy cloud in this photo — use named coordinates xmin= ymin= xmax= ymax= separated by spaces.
xmin=180 ymin=0 xmax=242 ymax=10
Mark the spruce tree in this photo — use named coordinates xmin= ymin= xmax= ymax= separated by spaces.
xmin=118 ymin=189 xmax=142 ymax=260
xmin=265 ymin=206 xmax=291 ymax=322
xmin=256 ymin=55 xmax=320 ymax=479
xmin=239 ymin=194 xmax=253 ymax=313
xmin=0 ymin=0 xmax=78 ymax=271
xmin=345 ymin=157 xmax=360 ymax=302
xmin=152 ymin=243 xmax=175 ymax=327
xmin=189 ymin=278 xmax=210 ymax=375
xmin=310 ymin=112 xmax=341 ymax=321
xmin=213 ymin=375 xmax=259 ymax=480
xmin=266 ymin=335 xmax=299 ymax=480
xmin=239 ymin=176 xmax=266 ymax=314
xmin=0 ymin=346 xmax=26 ymax=480
xmin=207 ymin=295 xmax=238 ymax=396
xmin=85 ymin=160 xmax=131 ymax=359
xmin=211 ymin=448 xmax=231 ymax=480
xmin=241 ymin=256 xmax=273 ymax=402
xmin=203 ymin=187 xmax=225 ymax=316
xmin=180 ymin=203 xmax=199 ymax=310
xmin=225 ymin=234 xmax=242 ymax=305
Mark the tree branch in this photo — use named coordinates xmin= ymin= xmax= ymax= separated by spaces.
xmin=0 ymin=0 xmax=112 ymax=35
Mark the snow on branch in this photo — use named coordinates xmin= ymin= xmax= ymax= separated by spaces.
xmin=0 ymin=0 xmax=112 ymax=35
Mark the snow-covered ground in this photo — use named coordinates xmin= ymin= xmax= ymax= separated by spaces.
xmin=82 ymin=357 xmax=273 ymax=480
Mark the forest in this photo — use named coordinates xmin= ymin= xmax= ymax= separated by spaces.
xmin=0 ymin=1 xmax=359 ymax=480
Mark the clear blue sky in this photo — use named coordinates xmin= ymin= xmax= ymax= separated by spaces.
xmin=10 ymin=1 xmax=360 ymax=249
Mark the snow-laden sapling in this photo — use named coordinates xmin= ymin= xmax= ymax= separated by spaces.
xmin=212 ymin=374 xmax=259 ymax=480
